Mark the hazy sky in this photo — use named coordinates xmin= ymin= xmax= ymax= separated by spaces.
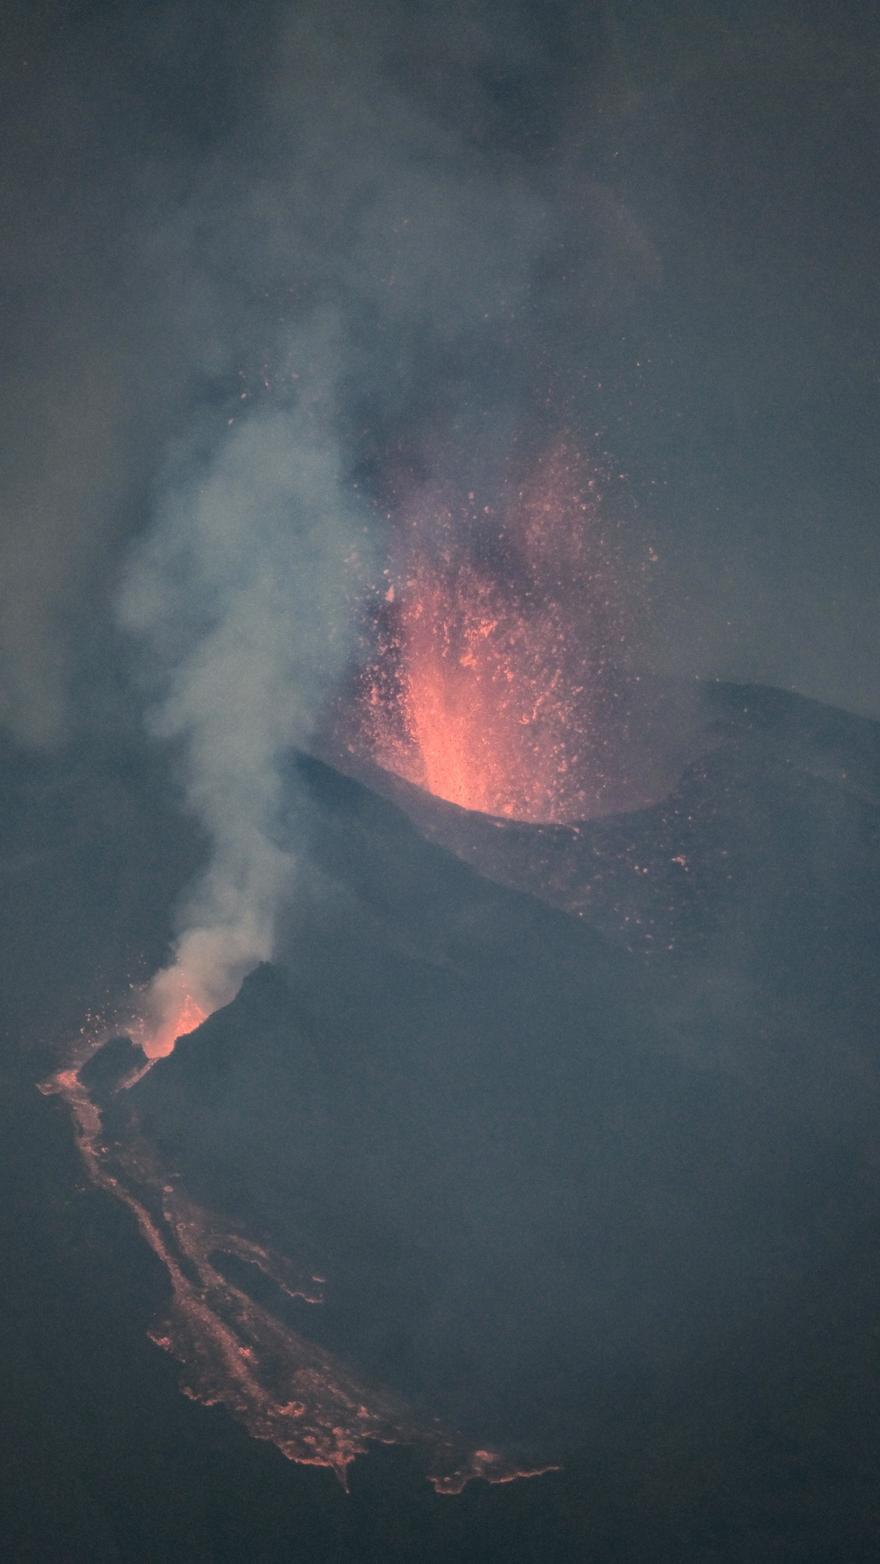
xmin=3 ymin=0 xmax=879 ymax=753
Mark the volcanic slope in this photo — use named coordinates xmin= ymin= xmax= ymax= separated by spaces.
xmin=113 ymin=686 xmax=880 ymax=1473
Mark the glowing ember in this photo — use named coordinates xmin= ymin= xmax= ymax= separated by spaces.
xmin=353 ymin=441 xmax=626 ymax=822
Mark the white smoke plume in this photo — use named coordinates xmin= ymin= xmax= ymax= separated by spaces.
xmin=106 ymin=6 xmax=560 ymax=1053
xmin=118 ymin=335 xmax=369 ymax=1053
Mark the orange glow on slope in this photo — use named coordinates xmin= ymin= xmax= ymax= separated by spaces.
xmin=134 ymin=991 xmax=207 ymax=1060
xmin=354 ymin=442 xmax=626 ymax=823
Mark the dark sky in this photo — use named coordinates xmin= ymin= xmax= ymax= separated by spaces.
xmin=2 ymin=0 xmax=879 ymax=754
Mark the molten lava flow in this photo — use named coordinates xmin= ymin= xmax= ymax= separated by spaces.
xmin=353 ymin=441 xmax=626 ymax=823
xmin=41 ymin=1030 xmax=558 ymax=1494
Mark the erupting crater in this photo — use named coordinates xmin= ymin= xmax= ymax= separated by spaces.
xmin=349 ymin=441 xmax=630 ymax=823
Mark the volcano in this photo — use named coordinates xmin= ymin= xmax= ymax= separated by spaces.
xmin=67 ymin=680 xmax=880 ymax=1529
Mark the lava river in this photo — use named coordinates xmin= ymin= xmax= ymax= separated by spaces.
xmin=40 ymin=1036 xmax=557 ymax=1495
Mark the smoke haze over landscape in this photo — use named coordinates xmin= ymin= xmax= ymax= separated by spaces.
xmin=2 ymin=4 xmax=880 ymax=1559
xmin=4 ymin=0 xmax=880 ymax=752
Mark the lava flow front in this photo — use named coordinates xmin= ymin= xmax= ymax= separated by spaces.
xmin=352 ymin=441 xmax=627 ymax=823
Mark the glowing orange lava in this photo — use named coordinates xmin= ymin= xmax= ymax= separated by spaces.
xmin=354 ymin=441 xmax=626 ymax=823
xmin=149 ymin=992 xmax=206 ymax=1058
xmin=131 ymin=989 xmax=207 ymax=1059
xmin=41 ymin=1043 xmax=558 ymax=1494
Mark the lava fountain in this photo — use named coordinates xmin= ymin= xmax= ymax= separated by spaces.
xmin=351 ymin=441 xmax=628 ymax=823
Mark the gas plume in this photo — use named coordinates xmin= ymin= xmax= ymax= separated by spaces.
xmin=118 ymin=373 xmax=369 ymax=1054
xmin=107 ymin=4 xmax=595 ymax=1048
